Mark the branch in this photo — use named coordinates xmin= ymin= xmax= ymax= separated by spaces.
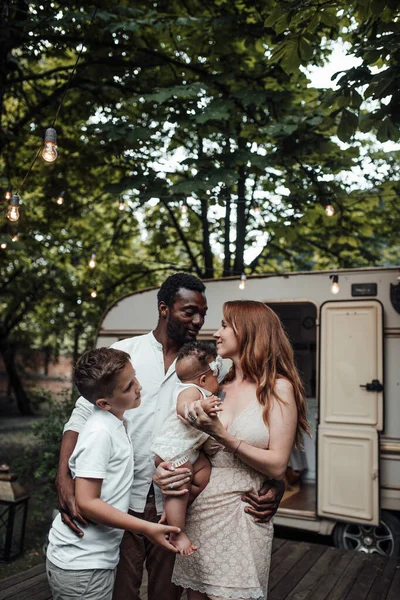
xmin=160 ymin=198 xmax=203 ymax=277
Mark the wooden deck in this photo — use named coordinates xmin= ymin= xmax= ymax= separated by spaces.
xmin=0 ymin=538 xmax=399 ymax=599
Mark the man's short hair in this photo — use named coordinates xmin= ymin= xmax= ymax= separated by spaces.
xmin=73 ymin=347 xmax=130 ymax=404
xmin=157 ymin=273 xmax=205 ymax=308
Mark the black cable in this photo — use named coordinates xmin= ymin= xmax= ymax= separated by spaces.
xmin=51 ymin=3 xmax=100 ymax=128
xmin=13 ymin=3 xmax=100 ymax=196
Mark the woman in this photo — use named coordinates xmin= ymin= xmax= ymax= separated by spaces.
xmin=172 ymin=300 xmax=309 ymax=600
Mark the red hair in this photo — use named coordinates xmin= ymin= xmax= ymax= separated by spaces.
xmin=223 ymin=300 xmax=309 ymax=447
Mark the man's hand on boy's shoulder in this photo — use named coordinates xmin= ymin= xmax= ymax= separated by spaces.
xmin=56 ymin=471 xmax=88 ymax=536
xmin=201 ymin=395 xmax=223 ymax=417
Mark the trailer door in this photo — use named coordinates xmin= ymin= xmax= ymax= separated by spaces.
xmin=317 ymin=300 xmax=383 ymax=526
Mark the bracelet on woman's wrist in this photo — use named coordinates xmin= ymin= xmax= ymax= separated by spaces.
xmin=233 ymin=439 xmax=242 ymax=456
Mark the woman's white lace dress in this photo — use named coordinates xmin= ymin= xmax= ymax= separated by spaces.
xmin=172 ymin=397 xmax=273 ymax=600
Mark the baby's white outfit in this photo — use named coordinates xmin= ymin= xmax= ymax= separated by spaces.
xmin=151 ymin=383 xmax=210 ymax=467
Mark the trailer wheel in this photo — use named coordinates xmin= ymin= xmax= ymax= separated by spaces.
xmin=333 ymin=511 xmax=400 ymax=557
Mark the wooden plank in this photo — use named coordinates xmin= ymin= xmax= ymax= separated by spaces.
xmin=287 ymin=547 xmax=358 ymax=600
xmin=269 ymin=542 xmax=312 ymax=590
xmin=0 ymin=564 xmax=45 ymax=593
xmin=345 ymin=556 xmax=386 ymax=600
xmin=366 ymin=558 xmax=399 ymax=600
xmin=323 ymin=553 xmax=368 ymax=600
xmin=385 ymin=564 xmax=400 ymax=600
xmin=272 ymin=538 xmax=287 ymax=553
xmin=269 ymin=543 xmax=326 ymax=600
xmin=5 ymin=579 xmax=51 ymax=600
xmin=0 ymin=572 xmax=48 ymax=600
xmin=270 ymin=539 xmax=302 ymax=575
xmin=312 ymin=551 xmax=363 ymax=599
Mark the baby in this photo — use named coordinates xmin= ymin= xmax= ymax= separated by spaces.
xmin=151 ymin=341 xmax=224 ymax=555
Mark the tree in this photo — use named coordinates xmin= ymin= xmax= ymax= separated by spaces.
xmin=1 ymin=0 xmax=399 ymax=412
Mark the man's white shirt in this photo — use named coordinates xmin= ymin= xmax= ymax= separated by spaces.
xmin=63 ymin=332 xmax=179 ymax=514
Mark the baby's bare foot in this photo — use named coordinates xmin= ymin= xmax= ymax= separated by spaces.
xmin=170 ymin=531 xmax=198 ymax=556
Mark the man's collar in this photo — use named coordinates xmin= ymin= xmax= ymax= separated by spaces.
xmin=149 ymin=330 xmax=163 ymax=349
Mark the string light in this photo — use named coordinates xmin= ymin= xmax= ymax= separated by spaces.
xmin=253 ymin=202 xmax=260 ymax=214
xmin=239 ymin=273 xmax=247 ymax=290
xmin=330 ymin=274 xmax=339 ymax=294
xmin=4 ymin=185 xmax=12 ymax=201
xmin=88 ymin=252 xmax=96 ymax=269
xmin=118 ymin=196 xmax=125 ymax=211
xmin=42 ymin=128 xmax=58 ymax=163
xmin=90 ymin=285 xmax=97 ymax=298
xmin=0 ymin=241 xmax=7 ymax=250
xmin=11 ymin=232 xmax=19 ymax=242
xmin=7 ymin=194 xmax=20 ymax=222
xmin=324 ymin=199 xmax=335 ymax=217
xmin=56 ymin=191 xmax=65 ymax=205
xmin=181 ymin=200 xmax=188 ymax=214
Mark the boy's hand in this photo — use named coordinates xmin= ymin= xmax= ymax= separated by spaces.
xmin=158 ymin=510 xmax=167 ymax=524
xmin=142 ymin=522 xmax=181 ymax=552
xmin=200 ymin=395 xmax=223 ymax=417
xmin=56 ymin=471 xmax=88 ymax=536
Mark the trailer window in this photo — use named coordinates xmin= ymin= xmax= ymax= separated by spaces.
xmin=266 ymin=302 xmax=317 ymax=398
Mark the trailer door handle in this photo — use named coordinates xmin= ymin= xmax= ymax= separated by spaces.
xmin=360 ymin=379 xmax=384 ymax=392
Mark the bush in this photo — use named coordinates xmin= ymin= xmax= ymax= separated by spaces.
xmin=17 ymin=389 xmax=77 ymax=499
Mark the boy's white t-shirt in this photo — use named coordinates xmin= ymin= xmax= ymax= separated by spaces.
xmin=47 ymin=407 xmax=134 ymax=570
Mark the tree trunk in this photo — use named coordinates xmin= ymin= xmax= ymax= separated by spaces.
xmin=73 ymin=322 xmax=80 ymax=367
xmin=233 ymin=152 xmax=246 ymax=275
xmin=200 ymin=196 xmax=214 ymax=278
xmin=0 ymin=343 xmax=33 ymax=415
xmin=223 ymin=187 xmax=232 ymax=276
xmin=197 ymin=134 xmax=213 ymax=278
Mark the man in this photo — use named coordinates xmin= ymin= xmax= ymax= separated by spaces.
xmin=56 ymin=273 xmax=284 ymax=600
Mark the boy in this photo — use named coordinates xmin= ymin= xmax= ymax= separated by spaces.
xmin=151 ymin=341 xmax=223 ymax=556
xmin=46 ymin=348 xmax=180 ymax=600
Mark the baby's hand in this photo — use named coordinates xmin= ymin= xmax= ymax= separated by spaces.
xmin=201 ymin=395 xmax=223 ymax=417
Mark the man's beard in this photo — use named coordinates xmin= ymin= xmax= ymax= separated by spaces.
xmin=166 ymin=317 xmax=194 ymax=346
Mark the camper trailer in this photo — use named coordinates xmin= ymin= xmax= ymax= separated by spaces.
xmin=96 ymin=266 xmax=400 ymax=557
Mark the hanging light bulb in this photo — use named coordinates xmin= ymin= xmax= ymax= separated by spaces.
xmin=239 ymin=273 xmax=247 ymax=290
xmin=4 ymin=185 xmax=12 ymax=201
xmin=56 ymin=190 xmax=65 ymax=205
xmin=88 ymin=252 xmax=96 ymax=269
xmin=181 ymin=200 xmax=188 ymax=214
xmin=118 ymin=196 xmax=125 ymax=211
xmin=42 ymin=127 xmax=58 ymax=162
xmin=324 ymin=199 xmax=335 ymax=217
xmin=11 ymin=232 xmax=19 ymax=242
xmin=91 ymin=285 xmax=97 ymax=299
xmin=0 ymin=241 xmax=7 ymax=250
xmin=330 ymin=274 xmax=339 ymax=294
xmin=7 ymin=194 xmax=20 ymax=222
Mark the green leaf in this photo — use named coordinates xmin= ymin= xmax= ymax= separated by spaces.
xmin=337 ymin=109 xmax=358 ymax=142
xmin=299 ymin=38 xmax=313 ymax=62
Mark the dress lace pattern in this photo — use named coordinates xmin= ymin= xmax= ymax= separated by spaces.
xmin=172 ymin=398 xmax=273 ymax=600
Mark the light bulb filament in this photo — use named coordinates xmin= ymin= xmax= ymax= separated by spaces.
xmin=42 ymin=128 xmax=58 ymax=162
xmin=88 ymin=252 xmax=96 ymax=269
xmin=324 ymin=200 xmax=335 ymax=217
